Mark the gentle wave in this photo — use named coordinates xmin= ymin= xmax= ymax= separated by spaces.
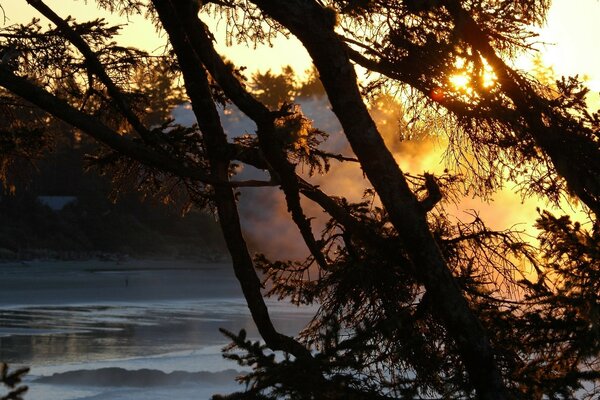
xmin=35 ymin=367 xmax=241 ymax=387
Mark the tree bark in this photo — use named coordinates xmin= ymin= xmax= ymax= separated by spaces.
xmin=151 ymin=0 xmax=312 ymax=360
xmin=166 ymin=3 xmax=330 ymax=271
xmin=248 ymin=0 xmax=509 ymax=397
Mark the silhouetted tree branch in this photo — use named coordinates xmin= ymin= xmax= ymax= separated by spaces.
xmin=1 ymin=1 xmax=599 ymax=399
xmin=0 ymin=363 xmax=28 ymax=400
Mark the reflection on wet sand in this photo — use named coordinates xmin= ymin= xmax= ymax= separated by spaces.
xmin=0 ymin=260 xmax=315 ymax=370
xmin=0 ymin=299 xmax=313 ymax=368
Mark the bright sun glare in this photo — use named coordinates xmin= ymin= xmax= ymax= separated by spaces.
xmin=449 ymin=67 xmax=497 ymax=94
xmin=447 ymin=56 xmax=498 ymax=94
xmin=449 ymin=73 xmax=471 ymax=90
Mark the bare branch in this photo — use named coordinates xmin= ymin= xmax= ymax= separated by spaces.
xmin=312 ymin=149 xmax=359 ymax=163
xmin=0 ymin=4 xmax=6 ymax=25
xmin=419 ymin=173 xmax=442 ymax=212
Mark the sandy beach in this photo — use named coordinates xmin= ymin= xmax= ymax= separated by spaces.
xmin=0 ymin=260 xmax=316 ymax=400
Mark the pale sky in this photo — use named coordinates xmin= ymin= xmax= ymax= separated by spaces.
xmin=537 ymin=0 xmax=600 ymax=91
xmin=0 ymin=0 xmax=313 ymax=74
xmin=1 ymin=0 xmax=599 ymax=89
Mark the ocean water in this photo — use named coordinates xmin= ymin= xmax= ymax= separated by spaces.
xmin=0 ymin=260 xmax=316 ymax=400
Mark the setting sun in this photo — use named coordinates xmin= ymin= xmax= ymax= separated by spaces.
xmin=449 ymin=73 xmax=471 ymax=91
xmin=481 ymin=68 xmax=497 ymax=88
xmin=449 ymin=62 xmax=497 ymax=94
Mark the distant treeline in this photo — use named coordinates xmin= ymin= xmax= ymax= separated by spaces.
xmin=0 ymin=64 xmax=324 ymax=262
xmin=0 ymin=143 xmax=227 ymax=261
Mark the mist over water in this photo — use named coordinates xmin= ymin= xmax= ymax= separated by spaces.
xmin=172 ymin=96 xmax=368 ymax=260
xmin=0 ymin=96 xmax=349 ymax=400
xmin=174 ymin=91 xmax=588 ymax=262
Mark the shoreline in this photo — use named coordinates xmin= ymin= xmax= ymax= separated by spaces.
xmin=0 ymin=249 xmax=230 ymax=265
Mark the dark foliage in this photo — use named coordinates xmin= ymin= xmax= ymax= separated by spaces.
xmin=0 ymin=1 xmax=599 ymax=399
xmin=0 ymin=363 xmax=28 ymax=400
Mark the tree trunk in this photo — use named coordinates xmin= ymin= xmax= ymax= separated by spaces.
xmin=250 ymin=0 xmax=509 ymax=397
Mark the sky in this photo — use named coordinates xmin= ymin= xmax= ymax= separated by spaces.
xmin=0 ymin=0 xmax=312 ymax=75
xmin=537 ymin=0 xmax=600 ymax=91
xmin=1 ymin=0 xmax=599 ymax=89
xmin=1 ymin=0 xmax=596 ymax=255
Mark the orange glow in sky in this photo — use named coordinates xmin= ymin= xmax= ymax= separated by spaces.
xmin=2 ymin=0 xmax=599 ymax=88
xmin=1 ymin=0 xmax=595 ymax=249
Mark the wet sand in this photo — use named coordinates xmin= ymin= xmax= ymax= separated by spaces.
xmin=0 ymin=260 xmax=241 ymax=307
xmin=0 ymin=260 xmax=316 ymax=399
